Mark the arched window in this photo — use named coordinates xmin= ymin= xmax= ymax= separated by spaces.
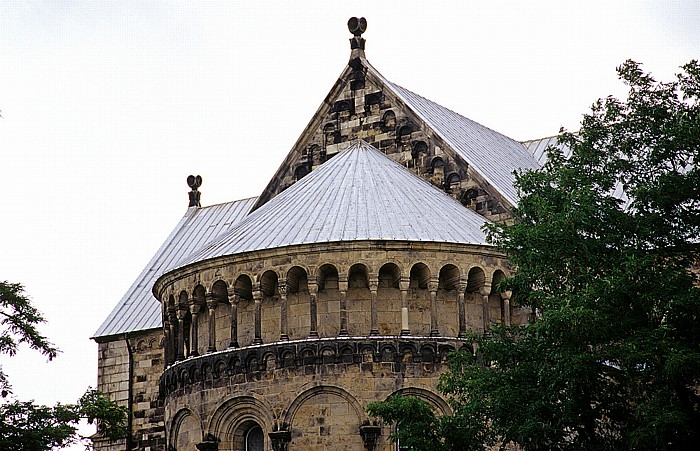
xmin=245 ymin=424 xmax=264 ymax=451
xmin=323 ymin=123 xmax=336 ymax=146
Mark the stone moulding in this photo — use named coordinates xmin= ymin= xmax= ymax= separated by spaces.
xmin=159 ymin=336 xmax=469 ymax=397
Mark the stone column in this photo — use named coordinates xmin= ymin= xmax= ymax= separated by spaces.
xmin=228 ymin=288 xmax=239 ymax=348
xmin=167 ymin=307 xmax=178 ymax=364
xmin=278 ymin=279 xmax=289 ymax=341
xmin=338 ymin=277 xmax=349 ymax=337
xmin=308 ymin=277 xmax=319 ymax=338
xmin=176 ymin=307 xmax=187 ymax=361
xmin=206 ymin=294 xmax=218 ymax=353
xmin=501 ymin=290 xmax=512 ymax=326
xmin=369 ymin=278 xmax=379 ymax=336
xmin=480 ymin=284 xmax=492 ymax=332
xmin=429 ymin=278 xmax=439 ymax=336
xmin=253 ymin=288 xmax=263 ymax=345
xmin=163 ymin=320 xmax=172 ymax=366
xmin=399 ymin=278 xmax=410 ymax=336
xmin=188 ymin=299 xmax=202 ymax=357
xmin=458 ymin=281 xmax=467 ymax=337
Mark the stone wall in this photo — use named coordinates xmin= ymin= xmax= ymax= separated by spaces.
xmin=94 ymin=329 xmax=166 ymax=451
xmin=162 ymin=337 xmax=462 ymax=451
xmin=154 ymin=241 xmax=530 ymax=450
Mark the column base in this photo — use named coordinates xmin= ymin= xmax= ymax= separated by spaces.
xmin=207 ymin=347 xmax=217 ymax=353
xmin=229 ymin=341 xmax=239 ymax=348
xmin=369 ymin=329 xmax=379 ymax=336
xmin=279 ymin=334 xmax=289 ymax=341
xmin=338 ymin=330 xmax=349 ymax=337
xmin=308 ymin=331 xmax=319 ymax=338
xmin=253 ymin=338 xmax=263 ymax=345
xmin=429 ymin=330 xmax=440 ymax=337
xmin=400 ymin=329 xmax=410 ymax=336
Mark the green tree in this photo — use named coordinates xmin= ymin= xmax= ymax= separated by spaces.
xmin=368 ymin=60 xmax=700 ymax=450
xmin=0 ymin=281 xmax=126 ymax=449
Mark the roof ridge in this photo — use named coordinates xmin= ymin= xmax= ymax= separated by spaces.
xmin=200 ymin=196 xmax=258 ymax=209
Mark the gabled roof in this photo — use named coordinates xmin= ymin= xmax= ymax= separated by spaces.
xmin=175 ymin=140 xmax=489 ymax=269
xmin=364 ymin=60 xmax=541 ymax=206
xmin=253 ymin=54 xmax=541 ymax=211
xmin=92 ymin=197 xmax=256 ymax=339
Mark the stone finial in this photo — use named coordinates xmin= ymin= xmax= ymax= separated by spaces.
xmin=347 ymin=17 xmax=367 ymax=57
xmin=348 ymin=17 xmax=367 ymax=36
xmin=187 ymin=175 xmax=202 ymax=207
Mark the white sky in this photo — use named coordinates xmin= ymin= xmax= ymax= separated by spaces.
xmin=1 ymin=1 xmax=698 ymax=447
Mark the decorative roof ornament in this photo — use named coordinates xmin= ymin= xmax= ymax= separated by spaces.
xmin=347 ymin=17 xmax=368 ymax=89
xmin=347 ymin=17 xmax=367 ymax=56
xmin=187 ymin=175 xmax=202 ymax=208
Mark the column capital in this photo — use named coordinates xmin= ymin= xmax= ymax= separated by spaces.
xmin=399 ymin=277 xmax=410 ymax=291
xmin=458 ymin=279 xmax=468 ymax=292
xmin=479 ymin=284 xmax=492 ymax=297
xmin=189 ymin=302 xmax=202 ymax=315
xmin=338 ymin=279 xmax=348 ymax=292
xmin=206 ymin=293 xmax=219 ymax=310
xmin=500 ymin=290 xmax=513 ymax=300
xmin=428 ymin=278 xmax=439 ymax=292
xmin=369 ymin=277 xmax=379 ymax=292
xmin=176 ymin=308 xmax=188 ymax=320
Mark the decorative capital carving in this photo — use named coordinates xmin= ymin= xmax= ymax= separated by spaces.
xmin=269 ymin=426 xmax=291 ymax=451
xmin=500 ymin=290 xmax=513 ymax=300
xmin=359 ymin=420 xmax=381 ymax=451
xmin=428 ymin=278 xmax=439 ymax=292
xmin=479 ymin=284 xmax=492 ymax=297
xmin=196 ymin=433 xmax=219 ymax=451
xmin=176 ymin=308 xmax=188 ymax=320
xmin=206 ymin=293 xmax=218 ymax=310
xmin=369 ymin=277 xmax=379 ymax=292
xmin=189 ymin=302 xmax=202 ymax=315
xmin=458 ymin=280 xmax=468 ymax=292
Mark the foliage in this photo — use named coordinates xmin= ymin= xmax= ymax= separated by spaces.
xmin=0 ymin=281 xmax=59 ymax=397
xmin=0 ymin=282 xmax=127 ymax=449
xmin=367 ymin=395 xmax=443 ymax=450
xmin=368 ymin=60 xmax=700 ymax=450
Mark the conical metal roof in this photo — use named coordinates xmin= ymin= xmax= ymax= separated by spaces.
xmin=175 ymin=140 xmax=488 ymax=269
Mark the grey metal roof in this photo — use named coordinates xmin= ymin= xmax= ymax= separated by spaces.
xmin=92 ymin=197 xmax=256 ymax=339
xmin=364 ymin=61 xmax=541 ymax=206
xmin=176 ymin=140 xmax=489 ymax=268
xmin=522 ymin=135 xmax=630 ymax=206
xmin=521 ymin=135 xmax=570 ymax=166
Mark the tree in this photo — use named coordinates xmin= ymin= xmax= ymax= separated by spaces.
xmin=368 ymin=60 xmax=700 ymax=450
xmin=1 ymin=281 xmax=126 ymax=449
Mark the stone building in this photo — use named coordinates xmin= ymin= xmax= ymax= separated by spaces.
xmin=92 ymin=18 xmax=554 ymax=451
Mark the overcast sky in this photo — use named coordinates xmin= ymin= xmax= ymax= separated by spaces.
xmin=1 ymin=1 xmax=698 ymax=446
